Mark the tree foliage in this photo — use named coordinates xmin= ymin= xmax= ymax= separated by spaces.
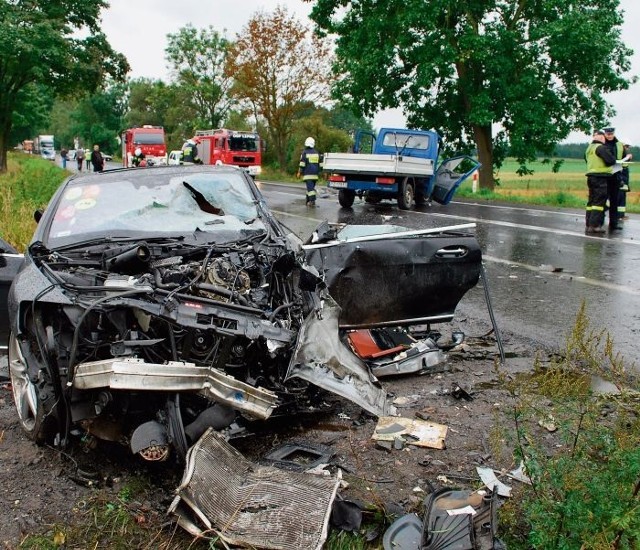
xmin=227 ymin=6 xmax=333 ymax=169
xmin=165 ymin=25 xmax=234 ymax=130
xmin=310 ymin=0 xmax=634 ymax=189
xmin=0 ymin=0 xmax=129 ymax=171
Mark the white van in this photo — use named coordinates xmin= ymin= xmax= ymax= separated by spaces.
xmin=168 ymin=150 xmax=183 ymax=165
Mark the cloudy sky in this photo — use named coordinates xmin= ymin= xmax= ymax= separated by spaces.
xmin=101 ymin=0 xmax=640 ymax=144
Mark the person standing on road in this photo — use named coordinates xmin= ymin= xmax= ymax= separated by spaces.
xmin=602 ymin=126 xmax=632 ymax=225
xmin=297 ymin=136 xmax=323 ymax=207
xmin=584 ymin=130 xmax=617 ymax=233
xmin=75 ymin=146 xmax=84 ymax=171
xmin=90 ymin=145 xmax=104 ymax=173
xmin=85 ymin=148 xmax=91 ymax=170
xmin=132 ymin=147 xmax=146 ymax=167
xmin=60 ymin=147 xmax=68 ymax=170
xmin=182 ymin=139 xmax=201 ymax=164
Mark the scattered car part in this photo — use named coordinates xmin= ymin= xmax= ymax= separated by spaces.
xmin=262 ymin=441 xmax=334 ymax=472
xmin=169 ymin=428 xmax=340 ymax=549
xmin=372 ymin=416 xmax=448 ymax=450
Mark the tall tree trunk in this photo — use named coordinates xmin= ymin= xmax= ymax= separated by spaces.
xmin=0 ymin=114 xmax=10 ymax=173
xmin=473 ymin=124 xmax=495 ymax=190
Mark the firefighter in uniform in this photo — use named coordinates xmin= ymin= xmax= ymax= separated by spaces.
xmin=298 ymin=137 xmax=322 ymax=207
xmin=182 ymin=139 xmax=201 ymax=164
xmin=132 ymin=147 xmax=146 ymax=167
xmin=584 ymin=130 xmax=616 ymax=233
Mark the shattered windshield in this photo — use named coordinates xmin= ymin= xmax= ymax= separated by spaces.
xmin=48 ymin=171 xmax=263 ymax=245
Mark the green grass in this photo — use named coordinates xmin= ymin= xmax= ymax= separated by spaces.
xmin=0 ymin=152 xmax=69 ymax=250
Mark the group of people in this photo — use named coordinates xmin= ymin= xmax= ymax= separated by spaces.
xmin=585 ymin=126 xmax=632 ymax=233
xmin=59 ymin=145 xmax=106 ymax=173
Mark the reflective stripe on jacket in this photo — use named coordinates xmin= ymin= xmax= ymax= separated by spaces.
xmin=299 ymin=147 xmax=322 ymax=180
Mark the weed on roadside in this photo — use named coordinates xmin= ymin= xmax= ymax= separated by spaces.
xmin=499 ymin=301 xmax=640 ymax=549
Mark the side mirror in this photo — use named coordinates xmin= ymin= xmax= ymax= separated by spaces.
xmin=34 ymin=209 xmax=43 ymax=223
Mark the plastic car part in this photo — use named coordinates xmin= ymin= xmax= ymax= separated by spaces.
xmin=262 ymin=442 xmax=334 ymax=472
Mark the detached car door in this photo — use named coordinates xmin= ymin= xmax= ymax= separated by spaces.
xmin=431 ymin=156 xmax=481 ymax=205
xmin=303 ymin=223 xmax=481 ymax=328
xmin=0 ymin=238 xmax=24 ymax=348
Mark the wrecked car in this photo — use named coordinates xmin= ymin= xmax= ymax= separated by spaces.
xmin=5 ymin=165 xmax=482 ymax=461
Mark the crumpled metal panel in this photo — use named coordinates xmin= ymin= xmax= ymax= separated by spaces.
xmin=73 ymin=357 xmax=278 ymax=420
xmin=287 ymin=300 xmax=395 ymax=417
xmin=169 ymin=428 xmax=340 ymax=550
xmin=304 ymin=228 xmax=481 ymax=328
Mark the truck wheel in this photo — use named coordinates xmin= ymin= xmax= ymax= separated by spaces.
xmin=338 ymin=189 xmax=356 ymax=208
xmin=398 ymin=178 xmax=414 ymax=210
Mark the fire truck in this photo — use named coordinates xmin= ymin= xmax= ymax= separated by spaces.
xmin=193 ymin=129 xmax=262 ymax=177
xmin=121 ymin=125 xmax=167 ymax=167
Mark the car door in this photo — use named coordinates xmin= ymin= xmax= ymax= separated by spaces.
xmin=0 ymin=238 xmax=24 ymax=348
xmin=430 ymin=155 xmax=481 ymax=205
xmin=303 ymin=223 xmax=482 ymax=328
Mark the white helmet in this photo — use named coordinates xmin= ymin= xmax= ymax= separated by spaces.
xmin=134 ymin=147 xmax=142 ymax=156
xmin=305 ymin=137 xmax=315 ymax=148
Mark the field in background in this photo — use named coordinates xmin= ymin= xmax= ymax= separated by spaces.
xmin=457 ymin=158 xmax=640 ymax=212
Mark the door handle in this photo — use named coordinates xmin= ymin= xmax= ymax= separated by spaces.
xmin=435 ymin=246 xmax=467 ymax=258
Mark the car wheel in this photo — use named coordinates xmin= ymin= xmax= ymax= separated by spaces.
xmin=8 ymin=332 xmax=56 ymax=444
xmin=398 ymin=178 xmax=414 ymax=210
xmin=338 ymin=189 xmax=356 ymax=208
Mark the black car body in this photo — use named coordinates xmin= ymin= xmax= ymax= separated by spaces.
xmin=5 ymin=165 xmax=481 ymax=460
xmin=0 ymin=238 xmax=23 ymax=349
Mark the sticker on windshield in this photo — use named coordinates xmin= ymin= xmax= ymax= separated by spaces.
xmin=75 ymin=198 xmax=96 ymax=210
xmin=64 ymin=188 xmax=82 ymax=201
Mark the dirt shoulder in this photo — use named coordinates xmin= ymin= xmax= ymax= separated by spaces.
xmin=0 ymin=323 xmax=538 ymax=549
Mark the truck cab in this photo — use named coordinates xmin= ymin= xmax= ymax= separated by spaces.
xmin=324 ymin=128 xmax=479 ymax=209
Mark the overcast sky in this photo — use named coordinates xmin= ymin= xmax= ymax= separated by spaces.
xmin=101 ymin=0 xmax=640 ymax=145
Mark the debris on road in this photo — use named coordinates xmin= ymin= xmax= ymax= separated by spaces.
xmin=372 ymin=416 xmax=448 ymax=449
xmin=170 ymin=428 xmax=340 ymax=549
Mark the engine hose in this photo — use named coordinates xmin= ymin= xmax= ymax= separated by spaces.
xmin=196 ymin=282 xmax=250 ymax=306
xmin=480 ymin=263 xmax=505 ymax=365
xmin=166 ymin=394 xmax=189 ymax=460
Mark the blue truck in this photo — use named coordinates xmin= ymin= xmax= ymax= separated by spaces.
xmin=323 ymin=128 xmax=479 ymax=209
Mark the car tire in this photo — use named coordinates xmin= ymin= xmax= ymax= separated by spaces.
xmin=398 ymin=178 xmax=414 ymax=210
xmin=338 ymin=189 xmax=356 ymax=208
xmin=8 ymin=332 xmax=57 ymax=444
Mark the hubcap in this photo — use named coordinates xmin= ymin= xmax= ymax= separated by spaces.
xmin=8 ymin=333 xmax=39 ymax=432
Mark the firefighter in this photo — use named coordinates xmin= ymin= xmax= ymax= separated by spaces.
xmin=182 ymin=139 xmax=202 ymax=164
xmin=297 ymin=136 xmax=322 ymax=207
xmin=584 ymin=130 xmax=616 ymax=233
xmin=132 ymin=147 xmax=146 ymax=167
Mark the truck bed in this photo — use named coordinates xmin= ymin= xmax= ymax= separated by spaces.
xmin=323 ymin=152 xmax=434 ymax=177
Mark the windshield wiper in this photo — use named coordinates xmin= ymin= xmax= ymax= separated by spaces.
xmin=50 ymin=235 xmax=185 ymax=252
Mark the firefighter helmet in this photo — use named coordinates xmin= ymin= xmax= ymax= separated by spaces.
xmin=305 ymin=137 xmax=315 ymax=148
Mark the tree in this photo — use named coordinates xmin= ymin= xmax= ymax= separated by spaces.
xmin=0 ymin=0 xmax=129 ymax=171
xmin=125 ymin=78 xmax=198 ymax=150
xmin=309 ymin=0 xmax=634 ymax=190
xmin=226 ymin=7 xmax=333 ymax=169
xmin=165 ymin=25 xmax=234 ymax=130
xmin=70 ymin=82 xmax=128 ymax=154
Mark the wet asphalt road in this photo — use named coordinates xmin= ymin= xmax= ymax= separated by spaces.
xmin=257 ymin=181 xmax=640 ymax=368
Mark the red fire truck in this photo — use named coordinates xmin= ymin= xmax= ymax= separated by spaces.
xmin=121 ymin=126 xmax=167 ymax=167
xmin=193 ymin=129 xmax=262 ymax=177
